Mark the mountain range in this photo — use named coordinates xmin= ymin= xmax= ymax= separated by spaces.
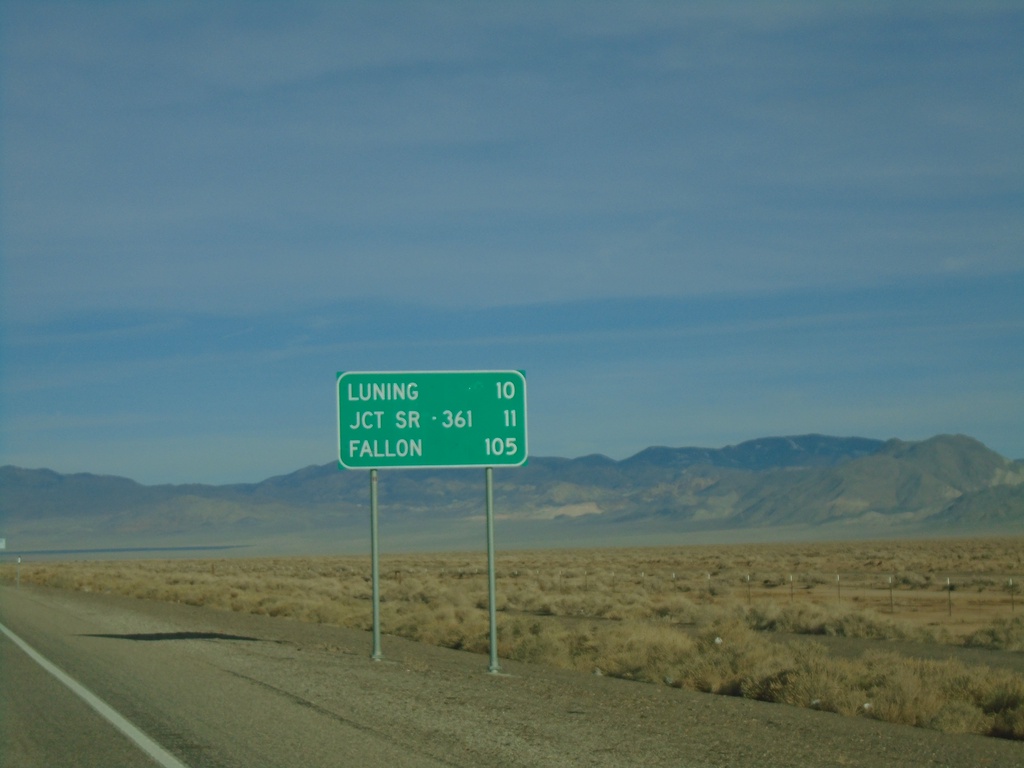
xmin=1 ymin=434 xmax=1022 ymax=555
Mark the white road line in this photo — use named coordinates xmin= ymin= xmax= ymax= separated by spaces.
xmin=0 ymin=621 xmax=190 ymax=768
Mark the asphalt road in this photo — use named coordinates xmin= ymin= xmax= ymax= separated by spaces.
xmin=0 ymin=587 xmax=454 ymax=768
xmin=2 ymin=584 xmax=1020 ymax=768
xmin=1 ymin=624 xmax=152 ymax=767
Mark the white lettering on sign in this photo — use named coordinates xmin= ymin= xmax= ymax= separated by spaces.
xmin=348 ymin=439 xmax=423 ymax=458
xmin=441 ymin=410 xmax=472 ymax=428
xmin=348 ymin=411 xmax=385 ymax=429
xmin=347 ymin=382 xmax=419 ymax=401
xmin=484 ymin=437 xmax=518 ymax=456
xmin=395 ymin=411 xmax=421 ymax=429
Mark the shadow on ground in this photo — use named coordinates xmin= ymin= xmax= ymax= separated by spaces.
xmin=80 ymin=631 xmax=260 ymax=642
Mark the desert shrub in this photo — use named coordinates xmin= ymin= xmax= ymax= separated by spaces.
xmin=991 ymin=708 xmax=1024 ymax=740
xmin=818 ymin=607 xmax=947 ymax=643
xmin=745 ymin=601 xmax=941 ymax=642
xmin=499 ymin=618 xmax=571 ymax=665
xmin=760 ymin=642 xmax=864 ymax=715
xmin=398 ymin=601 xmax=490 ymax=652
xmin=800 ymin=573 xmax=830 ymax=587
xmin=895 ymin=572 xmax=932 ymax=589
xmin=859 ymin=653 xmax=960 ymax=730
xmin=963 ymin=616 xmax=1024 ymax=652
xmin=252 ymin=594 xmax=296 ymax=618
xmin=389 ymin=576 xmax=437 ymax=604
xmin=592 ymin=624 xmax=697 ymax=684
xmin=645 ymin=593 xmax=700 ymax=624
xmin=526 ymin=592 xmax=619 ymax=619
xmin=673 ymin=620 xmax=782 ymax=697
xmin=849 ymin=652 xmax=1024 ymax=737
xmin=602 ymin=588 xmax=654 ymax=621
xmin=978 ymin=677 xmax=1024 ymax=739
xmin=746 ymin=602 xmax=830 ymax=634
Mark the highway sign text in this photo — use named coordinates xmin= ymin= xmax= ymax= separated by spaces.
xmin=337 ymin=371 xmax=527 ymax=469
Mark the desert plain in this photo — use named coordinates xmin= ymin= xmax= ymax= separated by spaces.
xmin=4 ymin=535 xmax=1022 ymax=748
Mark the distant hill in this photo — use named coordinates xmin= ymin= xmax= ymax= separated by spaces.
xmin=1 ymin=434 xmax=1021 ymax=554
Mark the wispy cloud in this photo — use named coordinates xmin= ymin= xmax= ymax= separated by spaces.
xmin=2 ymin=3 xmax=1022 ymax=480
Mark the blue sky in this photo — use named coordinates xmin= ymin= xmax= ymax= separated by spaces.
xmin=2 ymin=2 xmax=1022 ymax=484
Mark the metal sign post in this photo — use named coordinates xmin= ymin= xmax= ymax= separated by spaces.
xmin=370 ymin=469 xmax=382 ymax=661
xmin=485 ymin=467 xmax=500 ymax=674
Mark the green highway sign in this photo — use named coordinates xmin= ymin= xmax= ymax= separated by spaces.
xmin=337 ymin=370 xmax=528 ymax=469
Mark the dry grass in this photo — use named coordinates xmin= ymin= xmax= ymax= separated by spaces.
xmin=2 ymin=536 xmax=1022 ymax=740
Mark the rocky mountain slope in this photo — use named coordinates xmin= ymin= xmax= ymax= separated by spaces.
xmin=2 ymin=434 xmax=1021 ymax=553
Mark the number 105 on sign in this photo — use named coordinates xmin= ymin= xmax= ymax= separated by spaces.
xmin=485 ymin=436 xmax=518 ymax=457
